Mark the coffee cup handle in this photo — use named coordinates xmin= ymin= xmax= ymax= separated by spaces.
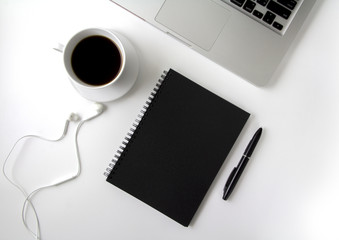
xmin=53 ymin=43 xmax=65 ymax=53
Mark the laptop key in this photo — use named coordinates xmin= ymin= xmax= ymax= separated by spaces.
xmin=256 ymin=0 xmax=268 ymax=7
xmin=243 ymin=0 xmax=256 ymax=13
xmin=277 ymin=0 xmax=297 ymax=10
xmin=267 ymin=1 xmax=291 ymax=19
xmin=230 ymin=0 xmax=246 ymax=7
xmin=273 ymin=21 xmax=283 ymax=30
xmin=263 ymin=11 xmax=276 ymax=25
xmin=253 ymin=10 xmax=264 ymax=19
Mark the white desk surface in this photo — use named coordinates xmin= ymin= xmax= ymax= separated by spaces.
xmin=1 ymin=0 xmax=338 ymax=239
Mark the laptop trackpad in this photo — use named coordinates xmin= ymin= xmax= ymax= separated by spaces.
xmin=155 ymin=0 xmax=230 ymax=50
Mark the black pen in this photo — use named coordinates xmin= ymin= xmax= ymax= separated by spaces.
xmin=222 ymin=127 xmax=262 ymax=200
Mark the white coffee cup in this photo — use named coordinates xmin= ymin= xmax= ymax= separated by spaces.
xmin=56 ymin=28 xmax=138 ymax=102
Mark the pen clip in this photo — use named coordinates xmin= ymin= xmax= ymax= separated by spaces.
xmin=224 ymin=167 xmax=237 ymax=189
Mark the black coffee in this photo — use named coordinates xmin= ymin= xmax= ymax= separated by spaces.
xmin=71 ymin=35 xmax=122 ymax=86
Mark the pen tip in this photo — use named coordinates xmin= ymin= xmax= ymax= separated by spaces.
xmin=256 ymin=127 xmax=263 ymax=135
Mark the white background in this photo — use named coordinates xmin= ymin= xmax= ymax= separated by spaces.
xmin=0 ymin=0 xmax=338 ymax=239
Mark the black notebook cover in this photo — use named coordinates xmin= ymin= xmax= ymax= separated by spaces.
xmin=105 ymin=69 xmax=250 ymax=226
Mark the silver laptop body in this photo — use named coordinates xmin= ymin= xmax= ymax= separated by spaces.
xmin=110 ymin=0 xmax=316 ymax=86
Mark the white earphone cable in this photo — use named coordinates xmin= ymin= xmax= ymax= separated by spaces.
xmin=3 ymin=119 xmax=71 ymax=240
xmin=2 ymin=103 xmax=104 ymax=240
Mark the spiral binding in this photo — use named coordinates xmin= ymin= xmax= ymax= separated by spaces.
xmin=104 ymin=70 xmax=168 ymax=177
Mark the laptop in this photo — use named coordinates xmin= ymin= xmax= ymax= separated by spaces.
xmin=110 ymin=0 xmax=316 ymax=86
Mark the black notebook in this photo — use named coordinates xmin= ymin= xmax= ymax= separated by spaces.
xmin=105 ymin=69 xmax=250 ymax=226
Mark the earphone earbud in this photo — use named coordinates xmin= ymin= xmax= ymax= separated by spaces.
xmin=68 ymin=112 xmax=81 ymax=122
xmin=68 ymin=103 xmax=104 ymax=123
xmin=82 ymin=102 xmax=105 ymax=121
xmin=93 ymin=102 xmax=104 ymax=114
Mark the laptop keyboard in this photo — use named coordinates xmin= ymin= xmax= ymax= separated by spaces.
xmin=221 ymin=0 xmax=304 ymax=35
